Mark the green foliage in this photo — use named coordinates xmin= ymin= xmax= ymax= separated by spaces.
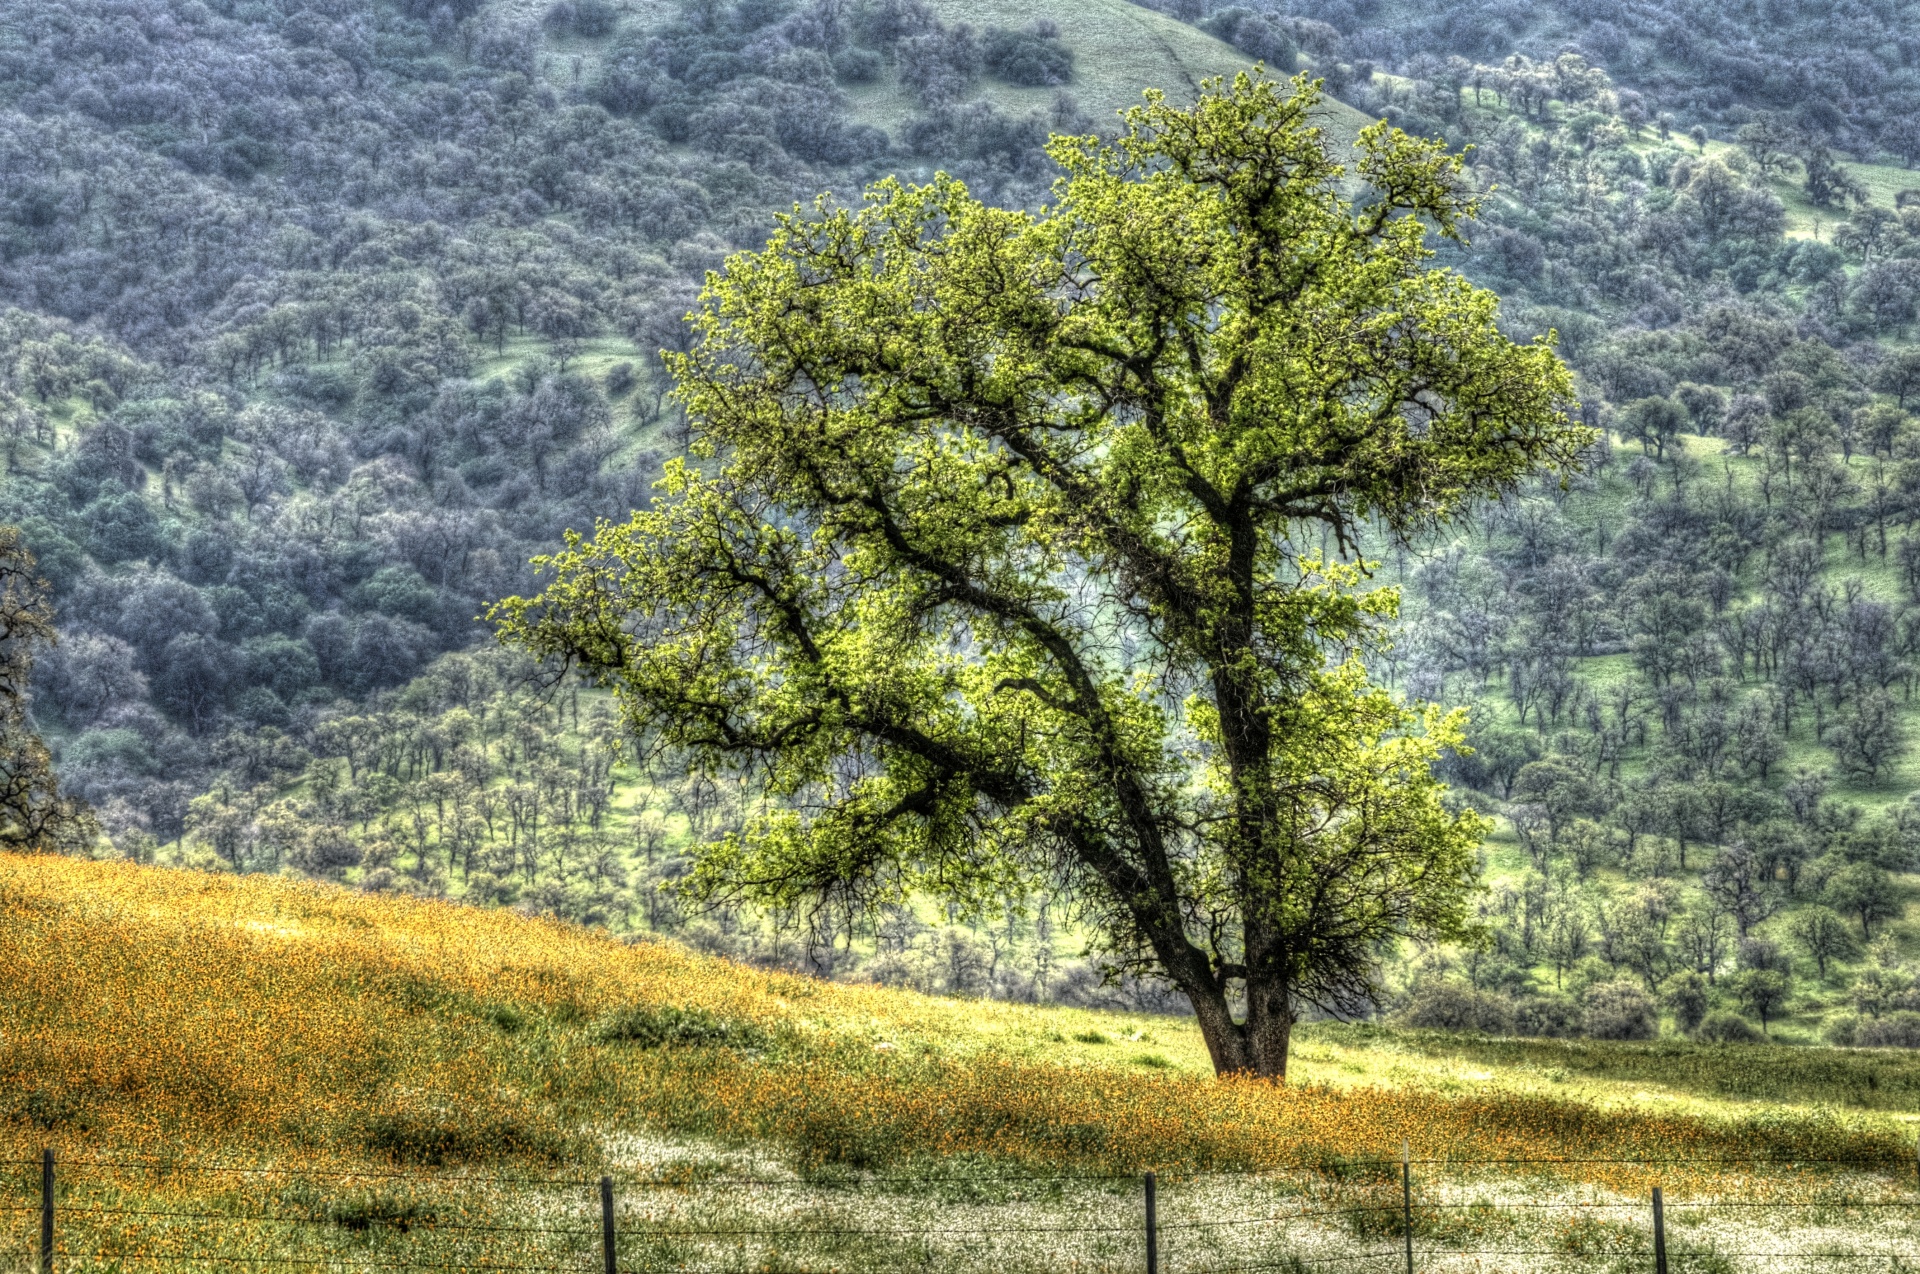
xmin=982 ymin=24 xmax=1073 ymax=87
xmin=1697 ymin=1011 xmax=1764 ymax=1044
xmin=356 ymin=1108 xmax=591 ymax=1166
xmin=497 ymin=74 xmax=1584 ymax=1077
xmin=594 ymin=1004 xmax=771 ymax=1051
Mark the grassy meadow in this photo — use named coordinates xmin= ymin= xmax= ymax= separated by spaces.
xmin=9 ymin=855 xmax=1920 ymax=1271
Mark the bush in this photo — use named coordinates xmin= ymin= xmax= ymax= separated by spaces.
xmin=983 ymin=24 xmax=1074 ymax=87
xmin=542 ymin=0 xmax=616 ymax=37
xmin=594 ymin=1004 xmax=770 ymax=1050
xmin=834 ymin=46 xmax=885 ymax=83
xmin=1199 ymin=8 xmax=1297 ymax=70
xmin=1514 ymin=994 xmax=1582 ymax=1038
xmin=1581 ymin=980 xmax=1657 ymax=1040
xmin=1855 ymin=1010 xmax=1920 ymax=1049
xmin=898 ymin=23 xmax=982 ymax=105
xmin=1401 ymin=982 xmax=1515 ymax=1034
xmin=1698 ymin=1010 xmax=1763 ymax=1043
xmin=854 ymin=0 xmax=938 ymax=48
xmin=83 ymin=489 xmax=168 ymax=565
xmin=1665 ymin=972 xmax=1710 ymax=1034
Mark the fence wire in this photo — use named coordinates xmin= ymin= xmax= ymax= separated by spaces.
xmin=18 ymin=1150 xmax=1920 ymax=1273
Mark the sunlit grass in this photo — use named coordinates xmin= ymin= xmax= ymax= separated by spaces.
xmin=11 ymin=856 xmax=1920 ymax=1269
xmin=5 ymin=854 xmax=1916 ymax=1181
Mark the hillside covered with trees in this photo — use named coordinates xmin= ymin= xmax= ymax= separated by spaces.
xmin=12 ymin=0 xmax=1920 ymax=1043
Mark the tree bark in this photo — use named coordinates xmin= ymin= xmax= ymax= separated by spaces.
xmin=1160 ymin=957 xmax=1292 ymax=1079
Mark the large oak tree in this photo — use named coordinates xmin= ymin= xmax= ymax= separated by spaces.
xmin=495 ymin=75 xmax=1586 ymax=1078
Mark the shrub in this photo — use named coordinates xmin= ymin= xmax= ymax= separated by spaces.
xmin=1698 ymin=1011 xmax=1763 ymax=1043
xmin=1199 ymin=8 xmax=1297 ymax=69
xmin=983 ymin=24 xmax=1073 ymax=86
xmin=542 ymin=0 xmax=616 ymax=37
xmin=854 ymin=0 xmax=938 ymax=47
xmin=1402 ymin=982 xmax=1516 ymax=1034
xmin=898 ymin=23 xmax=982 ymax=105
xmin=1855 ymin=1010 xmax=1920 ymax=1048
xmin=594 ymin=1003 xmax=770 ymax=1050
xmin=1665 ymin=972 xmax=1710 ymax=1034
xmin=834 ymin=46 xmax=885 ymax=83
xmin=1514 ymin=994 xmax=1582 ymax=1038
xmin=1581 ymin=980 xmax=1657 ymax=1040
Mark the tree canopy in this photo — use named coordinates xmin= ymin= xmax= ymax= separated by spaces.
xmin=494 ymin=73 xmax=1587 ymax=1078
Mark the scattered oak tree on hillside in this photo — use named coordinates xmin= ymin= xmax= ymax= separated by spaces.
xmin=0 ymin=528 xmax=97 ymax=852
xmin=495 ymin=75 xmax=1586 ymax=1079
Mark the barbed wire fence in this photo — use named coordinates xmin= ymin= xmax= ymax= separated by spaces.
xmin=17 ymin=1148 xmax=1920 ymax=1274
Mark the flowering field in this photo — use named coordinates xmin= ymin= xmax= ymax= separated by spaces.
xmin=2 ymin=854 xmax=1913 ymax=1178
xmin=4 ymin=855 xmax=1920 ymax=1271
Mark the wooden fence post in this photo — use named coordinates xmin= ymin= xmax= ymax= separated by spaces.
xmin=39 ymin=1149 xmax=53 ymax=1274
xmin=1652 ymin=1186 xmax=1667 ymax=1274
xmin=599 ymin=1175 xmax=615 ymax=1274
xmin=1144 ymin=1170 xmax=1158 ymax=1274
xmin=1400 ymin=1141 xmax=1413 ymax=1274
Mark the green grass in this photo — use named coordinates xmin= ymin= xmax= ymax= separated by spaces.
xmin=1674 ymin=136 xmax=1920 ymax=238
xmin=1307 ymin=1022 xmax=1920 ymax=1113
xmin=859 ymin=0 xmax=1370 ymax=141
xmin=502 ymin=0 xmax=1373 ymax=148
xmin=23 ymin=856 xmax=1920 ymax=1272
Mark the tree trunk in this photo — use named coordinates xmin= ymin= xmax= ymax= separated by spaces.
xmin=1167 ymin=963 xmax=1293 ymax=1079
xmin=1244 ymin=970 xmax=1294 ymax=1078
xmin=1186 ymin=985 xmax=1254 ymax=1075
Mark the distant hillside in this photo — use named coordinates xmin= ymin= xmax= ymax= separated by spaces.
xmin=521 ymin=0 xmax=1373 ymax=146
xmin=867 ymin=0 xmax=1372 ymax=138
xmin=1250 ymin=0 xmax=1920 ymax=166
xmin=4 ymin=0 xmax=1384 ymax=873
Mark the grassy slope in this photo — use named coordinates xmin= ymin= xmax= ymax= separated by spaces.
xmin=9 ymin=854 xmax=1916 ymax=1146
xmin=15 ymin=856 xmax=1920 ymax=1270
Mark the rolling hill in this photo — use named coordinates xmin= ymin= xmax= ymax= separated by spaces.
xmin=3 ymin=854 xmax=1916 ymax=1271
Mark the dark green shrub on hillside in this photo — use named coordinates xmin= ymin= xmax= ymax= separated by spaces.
xmin=854 ymin=0 xmax=938 ymax=48
xmin=1698 ymin=1011 xmax=1762 ymax=1043
xmin=354 ymin=566 xmax=441 ymax=628
xmin=833 ymin=46 xmax=884 ymax=83
xmin=1665 ymin=972 xmax=1710 ymax=1034
xmin=83 ymin=489 xmax=167 ymax=565
xmin=1199 ymin=8 xmax=1296 ymax=70
xmin=1855 ymin=1011 xmax=1920 ymax=1049
xmin=983 ymin=24 xmax=1073 ymax=87
xmin=543 ymin=0 xmax=617 ymax=38
xmin=898 ymin=23 xmax=982 ymax=105
xmin=595 ymin=1004 xmax=770 ymax=1050
xmin=1581 ymin=980 xmax=1657 ymax=1040
xmin=1402 ymin=982 xmax=1516 ymax=1034
xmin=1515 ymin=994 xmax=1581 ymax=1038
